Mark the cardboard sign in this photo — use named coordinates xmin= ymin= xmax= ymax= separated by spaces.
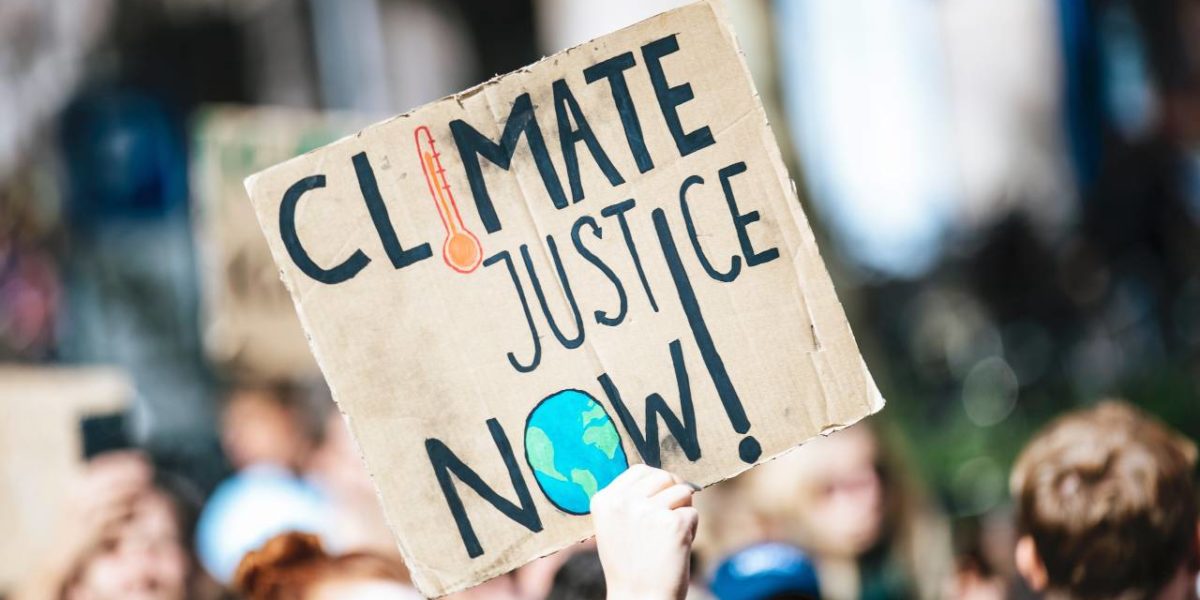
xmin=192 ymin=106 xmax=368 ymax=379
xmin=0 ymin=366 xmax=132 ymax=590
xmin=245 ymin=2 xmax=883 ymax=595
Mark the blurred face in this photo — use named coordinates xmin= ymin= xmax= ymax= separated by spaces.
xmin=222 ymin=389 xmax=308 ymax=470
xmin=308 ymin=412 xmax=374 ymax=496
xmin=68 ymin=491 xmax=189 ymax=600
xmin=793 ymin=427 xmax=885 ymax=558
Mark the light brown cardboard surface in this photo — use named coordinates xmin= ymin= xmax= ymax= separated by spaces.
xmin=245 ymin=2 xmax=883 ymax=595
xmin=0 ymin=366 xmax=132 ymax=591
xmin=192 ymin=105 xmax=369 ymax=380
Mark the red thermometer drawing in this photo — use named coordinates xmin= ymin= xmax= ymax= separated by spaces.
xmin=415 ymin=125 xmax=483 ymax=273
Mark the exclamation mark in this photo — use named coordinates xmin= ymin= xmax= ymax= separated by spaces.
xmin=651 ymin=207 xmax=761 ymax=463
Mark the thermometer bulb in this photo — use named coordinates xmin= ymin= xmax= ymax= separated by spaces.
xmin=415 ymin=125 xmax=483 ymax=274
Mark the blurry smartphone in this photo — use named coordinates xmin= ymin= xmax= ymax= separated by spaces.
xmin=80 ymin=411 xmax=132 ymax=459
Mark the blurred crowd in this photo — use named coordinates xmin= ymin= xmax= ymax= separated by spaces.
xmin=4 ymin=388 xmax=1198 ymax=600
xmin=2 ymin=0 xmax=1199 ymax=598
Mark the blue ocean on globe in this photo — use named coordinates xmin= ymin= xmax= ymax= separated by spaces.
xmin=524 ymin=389 xmax=629 ymax=515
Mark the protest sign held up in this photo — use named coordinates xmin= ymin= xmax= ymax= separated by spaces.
xmin=0 ymin=367 xmax=132 ymax=590
xmin=193 ymin=106 xmax=369 ymax=380
xmin=245 ymin=1 xmax=884 ymax=595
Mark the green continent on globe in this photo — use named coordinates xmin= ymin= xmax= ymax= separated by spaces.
xmin=570 ymin=468 xmax=599 ymax=499
xmin=582 ymin=420 xmax=620 ymax=459
xmin=524 ymin=389 xmax=630 ymax=514
xmin=526 ymin=426 xmax=567 ymax=481
xmin=581 ymin=403 xmax=607 ymax=426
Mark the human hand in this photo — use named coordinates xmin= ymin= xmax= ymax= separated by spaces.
xmin=591 ymin=465 xmax=699 ymax=600
xmin=13 ymin=451 xmax=152 ymax=600
xmin=56 ymin=451 xmax=153 ymax=576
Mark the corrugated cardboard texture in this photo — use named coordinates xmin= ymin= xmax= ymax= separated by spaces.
xmin=245 ymin=2 xmax=884 ymax=595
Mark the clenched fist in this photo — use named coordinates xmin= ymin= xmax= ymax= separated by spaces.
xmin=591 ymin=465 xmax=699 ymax=600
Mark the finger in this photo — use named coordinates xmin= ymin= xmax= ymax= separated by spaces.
xmin=96 ymin=504 xmax=135 ymax=536
xmin=102 ymin=472 xmax=149 ymax=496
xmin=628 ymin=468 xmax=676 ymax=498
xmin=87 ymin=451 xmax=150 ymax=480
xmin=81 ymin=455 xmax=151 ymax=497
xmin=650 ymin=483 xmax=695 ymax=510
xmin=600 ymin=463 xmax=653 ymax=498
xmin=82 ymin=476 xmax=146 ymax=515
xmin=617 ymin=463 xmax=654 ymax=487
xmin=81 ymin=490 xmax=138 ymax=523
xmin=87 ymin=450 xmax=140 ymax=468
xmin=676 ymin=506 xmax=700 ymax=541
xmin=598 ymin=469 xmax=634 ymax=499
xmin=78 ymin=500 xmax=136 ymax=548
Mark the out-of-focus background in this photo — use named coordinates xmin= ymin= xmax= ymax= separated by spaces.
xmin=1 ymin=0 xmax=1197 ymax=598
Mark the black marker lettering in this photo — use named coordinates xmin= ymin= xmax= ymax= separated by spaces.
xmin=584 ymin=52 xmax=655 ymax=173
xmin=425 ymin=419 xmax=542 ymax=558
xmin=718 ymin=162 xmax=779 ymax=267
xmin=279 ymin=175 xmax=370 ymax=284
xmin=352 ymin=152 xmax=433 ymax=270
xmin=641 ymin=35 xmax=716 ymax=157
xmin=599 ymin=339 xmax=700 ymax=467
xmin=521 ymin=239 xmax=585 ymax=350
xmin=652 ymin=208 xmax=760 ymax=463
xmin=553 ymin=78 xmax=624 ymax=202
xmin=601 ymin=199 xmax=658 ymax=312
xmin=483 ymin=251 xmax=541 ymax=373
xmin=679 ymin=174 xmax=741 ymax=283
xmin=450 ymin=93 xmax=567 ymax=233
xmin=571 ymin=215 xmax=628 ymax=327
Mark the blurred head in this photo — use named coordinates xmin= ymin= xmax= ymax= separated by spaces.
xmin=302 ymin=411 xmax=403 ymax=562
xmin=514 ymin=542 xmax=595 ymax=600
xmin=194 ymin=464 xmax=332 ymax=584
xmin=1011 ymin=401 xmax=1199 ymax=599
xmin=747 ymin=425 xmax=886 ymax=558
xmin=234 ymin=531 xmax=415 ymax=600
xmin=66 ymin=481 xmax=196 ymax=600
xmin=546 ymin=549 xmax=606 ymax=600
xmin=709 ymin=543 xmax=821 ymax=600
xmin=306 ymin=411 xmax=374 ymax=499
xmin=221 ymin=381 xmax=322 ymax=471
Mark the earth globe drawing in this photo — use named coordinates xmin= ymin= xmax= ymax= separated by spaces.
xmin=524 ymin=389 xmax=629 ymax=515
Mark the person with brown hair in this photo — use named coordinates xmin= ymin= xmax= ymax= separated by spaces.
xmin=219 ymin=381 xmax=324 ymax=473
xmin=700 ymin=423 xmax=952 ymax=599
xmin=233 ymin=532 xmax=420 ymax=600
xmin=1010 ymin=401 xmax=1200 ymax=600
xmin=12 ymin=451 xmax=212 ymax=600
